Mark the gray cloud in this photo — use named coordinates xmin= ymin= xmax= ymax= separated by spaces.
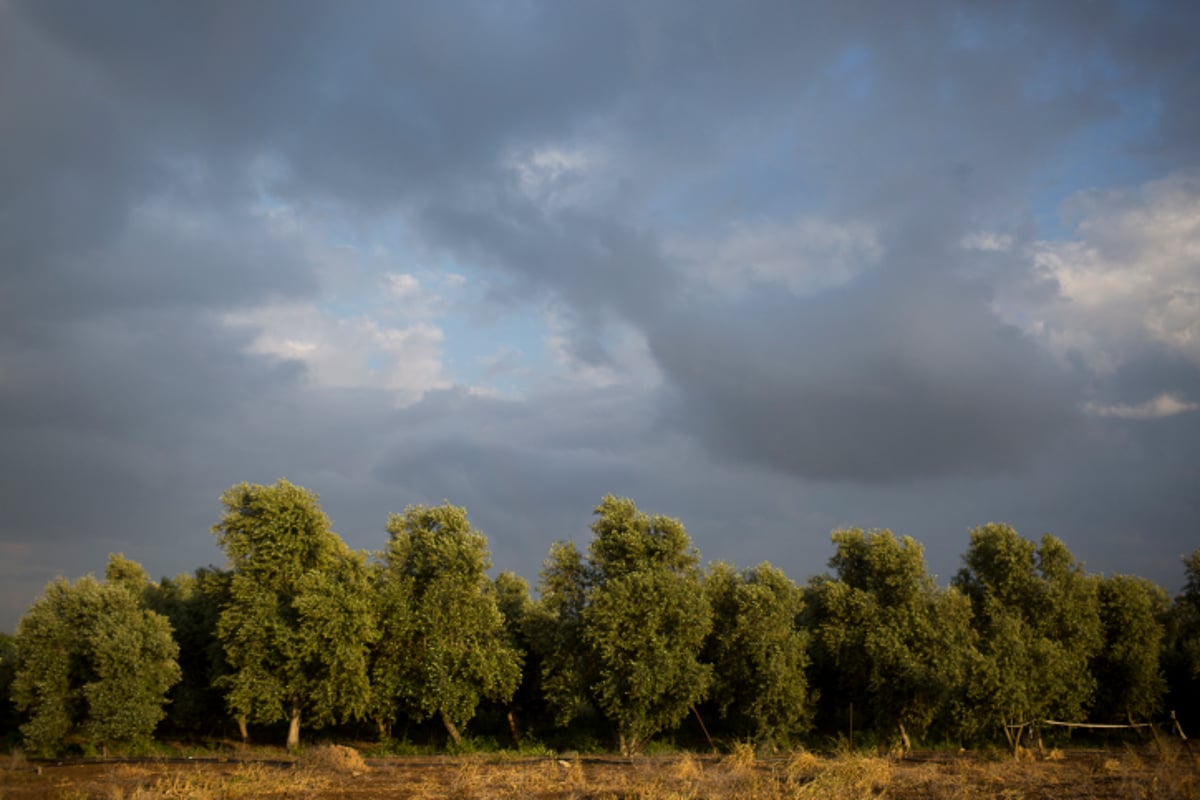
xmin=650 ymin=273 xmax=1082 ymax=482
xmin=2 ymin=0 xmax=1198 ymax=629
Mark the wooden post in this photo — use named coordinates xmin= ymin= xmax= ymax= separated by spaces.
xmin=1171 ymin=710 xmax=1194 ymax=757
xmin=690 ymin=704 xmax=717 ymax=754
xmin=849 ymin=703 xmax=854 ymax=752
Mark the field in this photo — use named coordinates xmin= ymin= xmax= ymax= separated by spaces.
xmin=1 ymin=744 xmax=1196 ymax=799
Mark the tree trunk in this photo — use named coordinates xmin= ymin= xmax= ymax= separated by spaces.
xmin=507 ymin=708 xmax=521 ymax=748
xmin=237 ymin=716 xmax=249 ymax=743
xmin=286 ymin=705 xmax=302 ymax=751
xmin=898 ymin=721 xmax=911 ymax=755
xmin=441 ymin=709 xmax=463 ymax=748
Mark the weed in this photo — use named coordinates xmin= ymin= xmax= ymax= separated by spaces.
xmin=723 ymin=740 xmax=757 ymax=770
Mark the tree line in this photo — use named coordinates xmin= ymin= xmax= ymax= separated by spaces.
xmin=2 ymin=479 xmax=1198 ymax=756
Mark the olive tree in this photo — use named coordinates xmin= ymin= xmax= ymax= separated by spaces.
xmin=525 ymin=540 xmax=591 ymax=727
xmin=954 ymin=524 xmax=1101 ymax=738
xmin=212 ymin=479 xmax=377 ymax=750
xmin=806 ymin=529 xmax=975 ymax=750
xmin=1164 ymin=549 xmax=1200 ymax=729
xmin=702 ymin=561 xmax=812 ymax=745
xmin=11 ymin=555 xmax=180 ymax=755
xmin=490 ymin=570 xmax=536 ymax=745
xmin=534 ymin=495 xmax=712 ymax=754
xmin=1090 ymin=574 xmax=1168 ymax=722
xmin=0 ymin=632 xmax=16 ymax=742
xmin=372 ymin=503 xmax=520 ymax=747
xmin=145 ymin=567 xmax=231 ymax=734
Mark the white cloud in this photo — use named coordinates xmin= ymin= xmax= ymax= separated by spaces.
xmin=384 ymin=272 xmax=422 ymax=300
xmin=506 ymin=144 xmax=606 ymax=210
xmin=961 ymin=231 xmax=1014 ymax=252
xmin=997 ymin=173 xmax=1200 ymax=373
xmin=669 ymin=216 xmax=882 ymax=296
xmin=1084 ymin=393 xmax=1200 ymax=420
xmin=542 ymin=309 xmax=662 ymax=391
xmin=224 ymin=302 xmax=450 ymax=405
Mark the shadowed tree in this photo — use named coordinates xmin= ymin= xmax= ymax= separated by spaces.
xmin=806 ymin=529 xmax=975 ymax=750
xmin=525 ymin=540 xmax=591 ymax=728
xmin=11 ymin=555 xmax=180 ymax=756
xmin=1164 ymin=549 xmax=1200 ymax=731
xmin=372 ymin=503 xmax=520 ymax=747
xmin=702 ymin=561 xmax=813 ymax=746
xmin=145 ymin=567 xmax=232 ymax=735
xmin=212 ymin=479 xmax=376 ymax=750
xmin=490 ymin=570 xmax=536 ymax=745
xmin=1091 ymin=574 xmax=1168 ymax=723
xmin=0 ymin=632 xmax=15 ymax=742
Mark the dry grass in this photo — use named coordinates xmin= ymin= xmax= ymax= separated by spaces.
xmin=1 ymin=744 xmax=1197 ymax=799
xmin=300 ymin=743 xmax=370 ymax=774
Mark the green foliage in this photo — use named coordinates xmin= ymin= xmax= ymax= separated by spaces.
xmin=11 ymin=557 xmax=180 ymax=755
xmin=104 ymin=553 xmax=152 ymax=599
xmin=1091 ymin=574 xmax=1168 ymax=722
xmin=0 ymin=631 xmax=20 ymax=740
xmin=212 ymin=479 xmax=377 ymax=748
xmin=372 ymin=503 xmax=520 ymax=745
xmin=585 ymin=566 xmax=711 ymax=753
xmin=1164 ymin=549 xmax=1200 ymax=728
xmin=533 ymin=495 xmax=712 ymax=754
xmin=526 ymin=541 xmax=590 ymax=726
xmin=703 ymin=561 xmax=812 ymax=745
xmin=954 ymin=524 xmax=1102 ymax=732
xmin=1178 ymin=550 xmax=1200 ymax=679
xmin=144 ymin=567 xmax=231 ymax=733
xmin=489 ymin=570 xmax=543 ymax=735
xmin=807 ymin=530 xmax=975 ymax=746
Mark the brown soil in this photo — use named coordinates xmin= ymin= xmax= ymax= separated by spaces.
xmin=0 ymin=746 xmax=1195 ymax=799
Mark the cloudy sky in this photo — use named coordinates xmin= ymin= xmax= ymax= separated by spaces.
xmin=3 ymin=0 xmax=1198 ymax=629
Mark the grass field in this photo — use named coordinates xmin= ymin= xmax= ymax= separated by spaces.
xmin=1 ymin=743 xmax=1196 ymax=799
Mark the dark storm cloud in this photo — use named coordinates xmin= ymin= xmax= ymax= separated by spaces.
xmin=2 ymin=0 xmax=1198 ymax=630
xmin=650 ymin=272 xmax=1082 ymax=482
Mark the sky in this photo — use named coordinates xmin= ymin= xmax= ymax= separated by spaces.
xmin=2 ymin=0 xmax=1199 ymax=630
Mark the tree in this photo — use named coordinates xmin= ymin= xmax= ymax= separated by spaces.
xmin=1164 ymin=549 xmax=1200 ymax=729
xmin=526 ymin=540 xmax=591 ymax=728
xmin=702 ymin=561 xmax=812 ymax=745
xmin=490 ymin=570 xmax=536 ymax=745
xmin=535 ymin=495 xmax=712 ymax=754
xmin=10 ymin=556 xmax=180 ymax=756
xmin=372 ymin=503 xmax=520 ymax=747
xmin=0 ymin=632 xmax=19 ymax=743
xmin=212 ymin=479 xmax=376 ymax=750
xmin=145 ymin=567 xmax=232 ymax=734
xmin=1091 ymin=574 xmax=1168 ymax=722
xmin=954 ymin=524 xmax=1102 ymax=739
xmin=806 ymin=529 xmax=975 ymax=750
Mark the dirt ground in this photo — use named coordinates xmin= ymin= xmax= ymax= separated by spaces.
xmin=1 ymin=745 xmax=1196 ymax=799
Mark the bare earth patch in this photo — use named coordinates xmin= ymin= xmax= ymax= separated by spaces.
xmin=0 ymin=746 xmax=1195 ymax=799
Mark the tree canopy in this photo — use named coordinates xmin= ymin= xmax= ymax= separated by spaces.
xmin=955 ymin=525 xmax=1102 ymax=735
xmin=11 ymin=556 xmax=180 ymax=756
xmin=372 ymin=503 xmax=520 ymax=746
xmin=4 ymin=482 xmax=1192 ymax=755
xmin=703 ymin=561 xmax=812 ymax=745
xmin=807 ymin=530 xmax=975 ymax=750
xmin=535 ymin=495 xmax=712 ymax=754
xmin=212 ymin=479 xmax=376 ymax=750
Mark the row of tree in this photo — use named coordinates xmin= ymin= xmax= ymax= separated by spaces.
xmin=3 ymin=479 xmax=1199 ymax=756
